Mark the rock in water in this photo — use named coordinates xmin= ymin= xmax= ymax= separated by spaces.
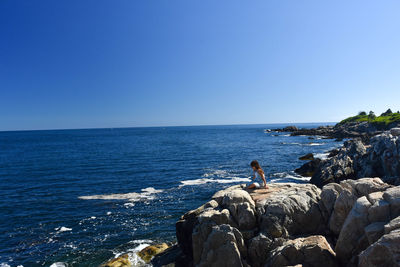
xmin=137 ymin=243 xmax=169 ymax=263
xmin=299 ymin=153 xmax=314 ymax=160
xmin=295 ymin=158 xmax=321 ymax=177
xmin=390 ymin=127 xmax=400 ymax=136
xmin=101 ymin=254 xmax=131 ymax=267
xmin=283 ymin=126 xmax=298 ymax=132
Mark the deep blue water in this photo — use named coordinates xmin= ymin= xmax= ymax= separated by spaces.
xmin=0 ymin=124 xmax=340 ymax=267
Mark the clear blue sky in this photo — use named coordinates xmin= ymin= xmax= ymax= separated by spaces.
xmin=1 ymin=0 xmax=400 ymax=131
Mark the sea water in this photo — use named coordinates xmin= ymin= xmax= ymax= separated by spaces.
xmin=0 ymin=124 xmax=339 ymax=266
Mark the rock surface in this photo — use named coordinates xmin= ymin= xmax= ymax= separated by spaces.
xmin=137 ymin=243 xmax=169 ymax=263
xmin=173 ymin=178 xmax=400 ymax=267
xmin=101 ymin=254 xmax=131 ymax=267
xmin=267 ymin=235 xmax=338 ymax=267
xmin=309 ymin=131 xmax=400 ymax=187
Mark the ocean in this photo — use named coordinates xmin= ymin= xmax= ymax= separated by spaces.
xmin=0 ymin=123 xmax=340 ymax=267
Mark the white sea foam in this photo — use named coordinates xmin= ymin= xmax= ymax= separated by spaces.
xmin=111 ymin=240 xmax=153 ymax=267
xmin=306 ymin=143 xmax=325 ymax=146
xmin=281 ymin=142 xmax=302 ymax=145
xmin=179 ymin=177 xmax=250 ymax=188
xmin=78 ymin=187 xmax=163 ymax=202
xmin=55 ymin=227 xmax=72 ymax=233
xmin=202 ymin=169 xmax=228 ymax=177
xmin=270 ymin=172 xmax=310 ymax=183
xmin=0 ymin=263 xmax=11 ymax=267
xmin=50 ymin=263 xmax=68 ymax=267
xmin=314 ymin=152 xmax=329 ymax=160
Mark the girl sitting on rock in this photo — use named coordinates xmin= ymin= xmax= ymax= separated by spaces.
xmin=248 ymin=160 xmax=268 ymax=189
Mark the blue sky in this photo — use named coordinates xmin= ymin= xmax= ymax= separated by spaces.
xmin=1 ymin=0 xmax=400 ymax=131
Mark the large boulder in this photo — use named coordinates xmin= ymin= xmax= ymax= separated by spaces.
xmin=193 ymin=224 xmax=247 ymax=267
xmin=335 ymin=196 xmax=372 ymax=263
xmin=323 ymin=178 xmax=391 ymax=235
xmin=267 ymin=235 xmax=338 ymax=267
xmin=254 ymin=183 xmax=323 ymax=238
xmin=176 ymin=199 xmax=219 ymax=257
xmin=358 ymin=228 xmax=400 ymax=267
xmin=247 ymin=233 xmax=283 ymax=267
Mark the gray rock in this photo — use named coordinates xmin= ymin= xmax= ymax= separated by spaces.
xmin=335 ymin=196 xmax=372 ymax=263
xmin=267 ymin=235 xmax=338 ymax=267
xmin=384 ymin=216 xmax=400 ymax=234
xmin=328 ymin=178 xmax=390 ymax=235
xmin=364 ymin=222 xmax=385 ymax=245
xmin=195 ymin=224 xmax=246 ymax=267
xmin=383 ymin=187 xmax=400 ymax=217
xmin=247 ymin=234 xmax=274 ymax=267
xmin=358 ymin=229 xmax=400 ymax=267
xmin=256 ymin=183 xmax=323 ymax=238
xmin=368 ymin=199 xmax=390 ymax=223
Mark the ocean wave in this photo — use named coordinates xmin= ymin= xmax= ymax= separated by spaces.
xmin=269 ymin=172 xmax=310 ymax=183
xmin=281 ymin=142 xmax=302 ymax=145
xmin=50 ymin=262 xmax=68 ymax=267
xmin=78 ymin=187 xmax=163 ymax=202
xmin=306 ymin=143 xmax=325 ymax=146
xmin=179 ymin=177 xmax=251 ymax=188
xmin=314 ymin=152 xmax=329 ymax=160
xmin=55 ymin=227 xmax=72 ymax=233
xmin=202 ymin=169 xmax=228 ymax=178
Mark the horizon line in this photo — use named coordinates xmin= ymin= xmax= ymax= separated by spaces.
xmin=0 ymin=121 xmax=337 ymax=133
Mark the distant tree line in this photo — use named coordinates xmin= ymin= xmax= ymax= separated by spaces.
xmin=358 ymin=109 xmax=400 ymax=119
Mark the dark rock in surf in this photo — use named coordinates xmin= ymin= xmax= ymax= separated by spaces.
xmin=295 ymin=158 xmax=321 ymax=177
xmin=299 ymin=153 xmax=314 ymax=161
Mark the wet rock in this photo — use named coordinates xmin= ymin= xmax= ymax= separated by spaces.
xmin=137 ymin=243 xmax=169 ymax=263
xmin=151 ymin=244 xmax=183 ymax=267
xmin=295 ymin=158 xmax=321 ymax=177
xmin=101 ymin=254 xmax=131 ymax=267
xmin=299 ymin=153 xmax=314 ymax=161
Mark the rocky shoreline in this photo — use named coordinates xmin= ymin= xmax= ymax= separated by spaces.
xmin=149 ymin=123 xmax=400 ymax=267
xmin=273 ymin=120 xmax=399 ymax=143
xmin=104 ymin=122 xmax=400 ymax=267
xmin=152 ymin=178 xmax=399 ymax=267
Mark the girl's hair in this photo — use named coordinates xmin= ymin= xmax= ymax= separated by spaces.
xmin=250 ymin=160 xmax=264 ymax=174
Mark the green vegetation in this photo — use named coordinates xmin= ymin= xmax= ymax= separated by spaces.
xmin=339 ymin=109 xmax=400 ymax=129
